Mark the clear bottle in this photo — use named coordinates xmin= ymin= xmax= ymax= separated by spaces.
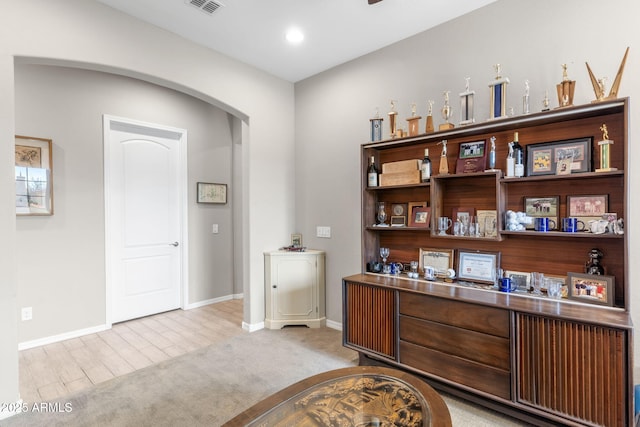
xmin=512 ymin=132 xmax=525 ymax=177
xmin=367 ymin=156 xmax=378 ymax=187
xmin=420 ymin=148 xmax=431 ymax=182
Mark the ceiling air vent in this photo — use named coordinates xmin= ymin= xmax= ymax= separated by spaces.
xmin=185 ymin=0 xmax=224 ymax=15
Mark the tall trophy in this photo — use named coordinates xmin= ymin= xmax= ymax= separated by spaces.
xmin=459 ymin=77 xmax=475 ymax=126
xmin=406 ymin=103 xmax=421 ymax=137
xmin=438 ymin=139 xmax=449 ymax=175
xmin=586 ymin=46 xmax=629 ymax=103
xmin=488 ymin=64 xmax=510 ymax=120
xmin=425 ymin=100 xmax=435 ymax=133
xmin=596 ymin=124 xmax=617 ymax=172
xmin=522 ymin=80 xmax=530 ymax=115
xmin=369 ymin=108 xmax=383 ymax=142
xmin=556 ymin=64 xmax=575 ymax=108
xmin=439 ymin=91 xmax=454 ymax=131
xmin=388 ymin=100 xmax=398 ymax=138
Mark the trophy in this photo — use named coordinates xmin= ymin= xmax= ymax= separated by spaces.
xmin=522 ymin=80 xmax=530 ymax=115
xmin=485 ymin=136 xmax=497 ymax=172
xmin=425 ymin=100 xmax=435 ymax=133
xmin=556 ymin=64 xmax=575 ymax=107
xmin=437 ymin=139 xmax=449 ymax=174
xmin=488 ymin=64 xmax=510 ymax=120
xmin=459 ymin=77 xmax=475 ymax=126
xmin=596 ymin=123 xmax=617 ymax=172
xmin=541 ymin=90 xmax=550 ymax=112
xmin=439 ymin=91 xmax=454 ymax=131
xmin=586 ymin=46 xmax=629 ymax=103
xmin=406 ymin=103 xmax=421 ymax=137
xmin=388 ymin=100 xmax=398 ymax=138
xmin=369 ymin=108 xmax=383 ymax=142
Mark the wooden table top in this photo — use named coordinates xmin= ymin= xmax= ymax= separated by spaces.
xmin=223 ymin=365 xmax=452 ymax=427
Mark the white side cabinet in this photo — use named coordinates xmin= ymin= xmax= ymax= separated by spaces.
xmin=264 ymin=250 xmax=326 ymax=329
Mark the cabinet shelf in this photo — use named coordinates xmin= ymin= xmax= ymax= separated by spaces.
xmin=366 ymin=182 xmax=430 ymax=191
xmin=501 ymin=230 xmax=624 ymax=239
xmin=501 ymin=170 xmax=623 ymax=183
xmin=366 ymin=226 xmax=431 ymax=232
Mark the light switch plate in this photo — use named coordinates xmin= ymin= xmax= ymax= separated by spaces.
xmin=316 ymin=226 xmax=331 ymax=238
xmin=212 ymin=224 xmax=219 ymax=234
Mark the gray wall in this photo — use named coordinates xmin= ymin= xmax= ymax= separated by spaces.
xmin=14 ymin=64 xmax=235 ymax=342
xmin=295 ymin=0 xmax=640 ymax=375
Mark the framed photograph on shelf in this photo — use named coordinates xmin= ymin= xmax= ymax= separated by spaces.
xmin=455 ymin=140 xmax=487 ymax=174
xmin=419 ymin=248 xmax=454 ymax=276
xmin=524 ymin=196 xmax=559 ymax=230
xmin=567 ymin=194 xmax=608 ymax=223
xmin=410 ymin=207 xmax=430 ymax=228
xmin=526 ymin=137 xmax=592 ymax=176
xmin=15 ymin=135 xmax=53 ymax=216
xmin=197 ymin=182 xmax=227 ymax=204
xmin=476 ymin=209 xmax=497 ymax=237
xmin=452 ymin=207 xmax=475 ymax=222
xmin=457 ymin=249 xmax=500 ymax=285
xmin=291 ymin=233 xmax=302 ymax=247
xmin=505 ymin=270 xmax=530 ymax=292
xmin=567 ymin=272 xmax=614 ymax=306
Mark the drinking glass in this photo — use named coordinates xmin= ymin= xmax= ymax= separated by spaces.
xmin=377 ymin=202 xmax=387 ymax=225
xmin=530 ymin=272 xmax=544 ymax=295
xmin=379 ymin=247 xmax=389 ymax=265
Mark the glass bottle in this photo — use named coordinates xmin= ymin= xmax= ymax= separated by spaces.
xmin=512 ymin=132 xmax=525 ymax=177
xmin=367 ymin=156 xmax=379 ymax=187
xmin=421 ymin=148 xmax=431 ymax=182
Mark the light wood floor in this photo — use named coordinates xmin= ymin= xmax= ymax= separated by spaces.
xmin=18 ymin=299 xmax=245 ymax=404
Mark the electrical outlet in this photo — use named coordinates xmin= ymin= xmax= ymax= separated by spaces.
xmin=21 ymin=307 xmax=32 ymax=321
xmin=212 ymin=224 xmax=219 ymax=234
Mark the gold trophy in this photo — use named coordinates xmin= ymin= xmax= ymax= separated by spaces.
xmin=459 ymin=77 xmax=475 ymax=125
xmin=406 ymin=103 xmax=421 ymax=137
xmin=586 ymin=47 xmax=629 ymax=103
xmin=556 ymin=64 xmax=575 ymax=108
xmin=596 ymin=124 xmax=617 ymax=172
xmin=388 ymin=100 xmax=398 ymax=138
xmin=439 ymin=91 xmax=454 ymax=131
xmin=438 ymin=139 xmax=449 ymax=175
xmin=425 ymin=100 xmax=435 ymax=133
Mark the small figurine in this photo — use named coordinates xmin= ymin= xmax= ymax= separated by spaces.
xmin=438 ymin=139 xmax=449 ymax=174
xmin=425 ymin=100 xmax=434 ymax=133
xmin=600 ymin=123 xmax=609 ymax=140
xmin=585 ymin=248 xmax=605 ymax=275
xmin=522 ymin=80 xmax=530 ymax=114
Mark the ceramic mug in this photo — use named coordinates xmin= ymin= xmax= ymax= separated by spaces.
xmin=562 ymin=217 xmax=585 ymax=232
xmin=499 ymin=277 xmax=516 ymax=292
xmin=423 ymin=266 xmax=436 ymax=280
xmin=534 ymin=217 xmax=556 ymax=232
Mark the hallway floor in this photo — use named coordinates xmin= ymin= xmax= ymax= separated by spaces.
xmin=18 ymin=299 xmax=245 ymax=404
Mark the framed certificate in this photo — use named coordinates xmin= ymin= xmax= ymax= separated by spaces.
xmin=457 ymin=249 xmax=500 ymax=285
xmin=419 ymin=248 xmax=454 ymax=276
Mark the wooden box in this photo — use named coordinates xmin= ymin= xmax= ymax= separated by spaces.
xmin=379 ymin=170 xmax=421 ymax=186
xmin=381 ymin=159 xmax=420 ymax=174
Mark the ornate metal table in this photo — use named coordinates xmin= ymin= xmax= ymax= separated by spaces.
xmin=223 ymin=366 xmax=452 ymax=426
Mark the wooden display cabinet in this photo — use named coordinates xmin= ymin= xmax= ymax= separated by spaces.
xmin=347 ymin=98 xmax=632 ymax=426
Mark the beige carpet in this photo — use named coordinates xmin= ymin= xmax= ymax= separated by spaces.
xmin=2 ymin=327 xmax=529 ymax=426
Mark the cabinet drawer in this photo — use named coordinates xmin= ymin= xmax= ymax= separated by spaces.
xmin=399 ymin=292 xmax=509 ymax=338
xmin=400 ymin=340 xmax=511 ymax=400
xmin=400 ymin=315 xmax=509 ymax=371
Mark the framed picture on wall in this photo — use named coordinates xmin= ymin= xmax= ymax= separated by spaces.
xmin=15 ymin=135 xmax=53 ymax=216
xmin=197 ymin=182 xmax=227 ymax=204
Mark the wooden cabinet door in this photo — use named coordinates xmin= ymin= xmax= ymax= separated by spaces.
xmin=516 ymin=313 xmax=630 ymax=427
xmin=343 ymin=281 xmax=395 ymax=359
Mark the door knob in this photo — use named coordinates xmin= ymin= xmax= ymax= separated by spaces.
xmin=170 ymin=242 xmax=179 ymax=247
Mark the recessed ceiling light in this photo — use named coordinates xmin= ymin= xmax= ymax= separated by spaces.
xmin=285 ymin=28 xmax=304 ymax=44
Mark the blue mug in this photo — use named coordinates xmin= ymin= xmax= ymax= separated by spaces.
xmin=534 ymin=217 xmax=556 ymax=232
xmin=562 ymin=217 xmax=586 ymax=232
xmin=499 ymin=277 xmax=516 ymax=292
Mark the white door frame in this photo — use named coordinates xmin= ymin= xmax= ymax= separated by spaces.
xmin=103 ymin=114 xmax=189 ymax=327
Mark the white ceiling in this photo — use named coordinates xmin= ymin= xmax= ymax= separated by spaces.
xmin=97 ymin=0 xmax=496 ymax=82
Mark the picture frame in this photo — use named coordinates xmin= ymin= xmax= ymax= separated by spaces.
xmin=456 ymin=140 xmax=487 ymax=174
xmin=291 ymin=233 xmax=302 ymax=247
xmin=524 ymin=196 xmax=559 ymax=230
xmin=410 ymin=206 xmax=430 ymax=228
xmin=476 ymin=209 xmax=497 ymax=237
xmin=390 ymin=216 xmax=406 ymax=226
xmin=505 ymin=270 xmax=531 ymax=292
xmin=418 ymin=248 xmax=454 ymax=276
xmin=567 ymin=272 xmax=614 ymax=306
xmin=407 ymin=201 xmax=427 ymax=227
xmin=452 ymin=207 xmax=475 ymax=222
xmin=15 ymin=135 xmax=54 ymax=216
xmin=526 ymin=137 xmax=592 ymax=176
xmin=567 ymin=194 xmax=608 ymax=223
xmin=457 ymin=249 xmax=500 ymax=285
xmin=197 ymin=182 xmax=227 ymax=204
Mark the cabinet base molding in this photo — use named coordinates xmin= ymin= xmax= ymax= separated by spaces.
xmin=265 ymin=317 xmax=326 ymax=329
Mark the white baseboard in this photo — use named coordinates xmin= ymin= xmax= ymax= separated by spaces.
xmin=18 ymin=324 xmax=110 ymax=351
xmin=243 ymin=321 xmax=264 ymax=332
xmin=326 ymin=319 xmax=342 ymax=331
xmin=184 ymin=293 xmax=243 ymax=310
xmin=0 ymin=399 xmax=24 ymax=421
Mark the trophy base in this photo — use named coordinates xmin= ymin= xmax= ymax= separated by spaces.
xmin=596 ymin=167 xmax=618 ymax=173
xmin=439 ymin=123 xmax=455 ymax=131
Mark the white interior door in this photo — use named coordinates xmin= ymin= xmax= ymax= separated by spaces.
xmin=104 ymin=116 xmax=187 ymax=323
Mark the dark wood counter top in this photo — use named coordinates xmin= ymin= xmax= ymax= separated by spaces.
xmin=343 ymin=273 xmax=632 ymax=329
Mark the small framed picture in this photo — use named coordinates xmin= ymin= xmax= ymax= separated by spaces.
xmin=526 ymin=137 xmax=592 ymax=176
xmin=524 ymin=196 xmax=559 ymax=230
xmin=456 ymin=140 xmax=487 ymax=174
xmin=452 ymin=207 xmax=475 ymax=222
xmin=15 ymin=135 xmax=54 ymax=216
xmin=567 ymin=272 xmax=614 ymax=306
xmin=197 ymin=182 xmax=227 ymax=204
xmin=457 ymin=249 xmax=500 ymax=285
xmin=476 ymin=209 xmax=497 ymax=237
xmin=419 ymin=248 xmax=454 ymax=276
xmin=410 ymin=207 xmax=430 ymax=228
xmin=567 ymin=194 xmax=608 ymax=223
xmin=291 ymin=233 xmax=302 ymax=247
xmin=505 ymin=270 xmax=531 ymax=292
